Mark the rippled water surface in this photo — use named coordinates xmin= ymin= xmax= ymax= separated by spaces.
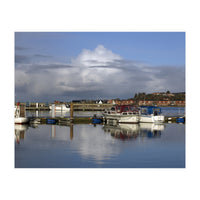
xmin=15 ymin=122 xmax=185 ymax=168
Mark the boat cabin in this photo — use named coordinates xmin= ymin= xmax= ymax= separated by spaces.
xmin=15 ymin=103 xmax=26 ymax=118
xmin=110 ymin=105 xmax=139 ymax=114
xmin=139 ymin=106 xmax=162 ymax=116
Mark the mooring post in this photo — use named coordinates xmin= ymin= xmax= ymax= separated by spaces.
xmin=70 ymin=102 xmax=74 ymax=122
xmin=52 ymin=104 xmax=55 ymax=118
xmin=70 ymin=124 xmax=73 ymax=140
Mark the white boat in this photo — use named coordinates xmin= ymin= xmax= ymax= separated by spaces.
xmin=103 ymin=105 xmax=139 ymax=124
xmin=29 ymin=118 xmax=40 ymax=124
xmin=14 ymin=104 xmax=29 ymax=124
xmin=49 ymin=104 xmax=70 ymax=112
xmin=139 ymin=106 xmax=164 ymax=123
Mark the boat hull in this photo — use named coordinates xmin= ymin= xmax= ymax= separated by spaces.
xmin=49 ymin=106 xmax=70 ymax=112
xmin=139 ymin=115 xmax=164 ymax=123
xmin=15 ymin=117 xmax=29 ymax=124
xmin=103 ymin=113 xmax=139 ymax=124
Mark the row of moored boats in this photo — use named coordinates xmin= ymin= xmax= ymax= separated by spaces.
xmin=15 ymin=103 xmax=165 ymax=124
xmin=14 ymin=103 xmax=70 ymax=124
xmin=103 ymin=105 xmax=164 ymax=123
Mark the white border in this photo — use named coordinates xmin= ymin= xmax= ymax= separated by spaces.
xmin=1 ymin=0 xmax=199 ymax=200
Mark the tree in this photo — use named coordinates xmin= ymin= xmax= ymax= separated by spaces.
xmin=134 ymin=93 xmax=138 ymax=99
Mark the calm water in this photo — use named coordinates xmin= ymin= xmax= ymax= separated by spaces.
xmin=15 ymin=122 xmax=185 ymax=168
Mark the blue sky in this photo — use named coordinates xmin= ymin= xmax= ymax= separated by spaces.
xmin=15 ymin=32 xmax=185 ymax=65
xmin=15 ymin=32 xmax=185 ymax=102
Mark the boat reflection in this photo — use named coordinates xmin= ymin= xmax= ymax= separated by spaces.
xmin=49 ymin=110 xmax=70 ymax=118
xmin=15 ymin=122 xmax=165 ymax=145
xmin=103 ymin=122 xmax=165 ymax=140
xmin=26 ymin=110 xmax=70 ymax=118
xmin=15 ymin=123 xmax=74 ymax=143
xmin=15 ymin=124 xmax=29 ymax=144
xmin=139 ymin=123 xmax=165 ymax=138
xmin=103 ymin=123 xmax=139 ymax=140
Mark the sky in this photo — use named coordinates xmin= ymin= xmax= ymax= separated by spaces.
xmin=15 ymin=32 xmax=185 ymax=102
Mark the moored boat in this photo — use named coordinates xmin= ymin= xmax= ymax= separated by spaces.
xmin=139 ymin=106 xmax=164 ymax=123
xmin=49 ymin=103 xmax=70 ymax=112
xmin=92 ymin=114 xmax=102 ymax=124
xmin=14 ymin=103 xmax=29 ymax=124
xmin=103 ymin=105 xmax=139 ymax=124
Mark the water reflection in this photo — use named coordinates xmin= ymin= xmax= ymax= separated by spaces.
xmin=70 ymin=124 xmax=73 ymax=140
xmin=15 ymin=124 xmax=29 ymax=144
xmin=103 ymin=122 xmax=165 ymax=140
xmin=15 ymin=122 xmax=184 ymax=168
xmin=103 ymin=124 xmax=139 ymax=140
xmin=50 ymin=124 xmax=74 ymax=140
xmin=26 ymin=110 xmax=70 ymax=118
xmin=51 ymin=125 xmax=56 ymax=138
xmin=15 ymin=122 xmax=166 ymax=144
xmin=139 ymin=123 xmax=165 ymax=138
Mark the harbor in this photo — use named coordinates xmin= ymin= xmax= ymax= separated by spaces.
xmin=14 ymin=100 xmax=186 ymax=168
xmin=27 ymin=115 xmax=185 ymax=126
xmin=15 ymin=98 xmax=185 ymax=168
xmin=15 ymin=102 xmax=185 ymax=125
xmin=12 ymin=28 xmax=189 ymax=200
xmin=14 ymin=32 xmax=186 ymax=169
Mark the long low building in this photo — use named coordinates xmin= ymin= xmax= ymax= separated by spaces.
xmin=138 ymin=100 xmax=185 ymax=106
xmin=107 ymin=100 xmax=185 ymax=106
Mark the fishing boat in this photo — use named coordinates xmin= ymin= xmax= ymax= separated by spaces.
xmin=139 ymin=106 xmax=164 ymax=123
xmin=92 ymin=114 xmax=102 ymax=124
xmin=103 ymin=105 xmax=139 ymax=123
xmin=14 ymin=103 xmax=29 ymax=124
xmin=49 ymin=103 xmax=70 ymax=112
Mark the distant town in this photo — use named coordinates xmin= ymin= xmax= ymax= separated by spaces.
xmin=16 ymin=91 xmax=185 ymax=108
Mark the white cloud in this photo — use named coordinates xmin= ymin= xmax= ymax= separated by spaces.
xmin=15 ymin=69 xmax=30 ymax=87
xmin=71 ymin=44 xmax=122 ymax=67
xmin=15 ymin=45 xmax=185 ymax=101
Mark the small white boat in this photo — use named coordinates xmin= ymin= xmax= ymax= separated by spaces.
xmin=14 ymin=104 xmax=29 ymax=124
xmin=103 ymin=105 xmax=139 ymax=124
xmin=29 ymin=118 xmax=40 ymax=124
xmin=49 ymin=104 xmax=70 ymax=112
xmin=139 ymin=106 xmax=164 ymax=123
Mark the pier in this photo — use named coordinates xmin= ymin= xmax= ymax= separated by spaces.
xmin=17 ymin=102 xmax=185 ymax=125
xmin=73 ymin=103 xmax=112 ymax=111
xmin=28 ymin=115 xmax=185 ymax=125
xmin=24 ymin=103 xmax=112 ymax=111
xmin=31 ymin=116 xmax=93 ymax=125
